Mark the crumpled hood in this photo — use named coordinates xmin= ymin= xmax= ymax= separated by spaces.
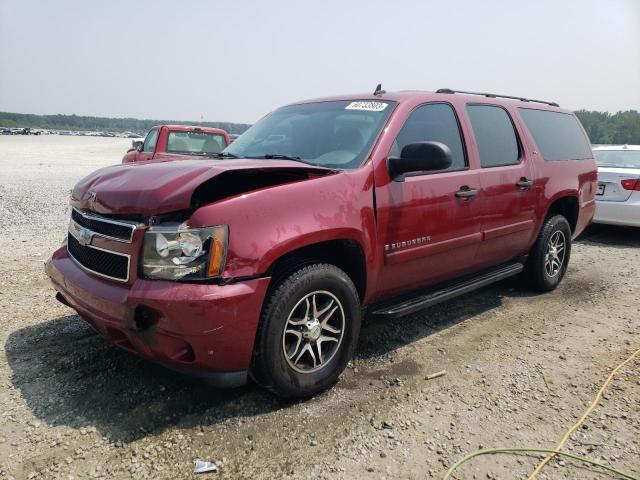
xmin=71 ymin=158 xmax=332 ymax=216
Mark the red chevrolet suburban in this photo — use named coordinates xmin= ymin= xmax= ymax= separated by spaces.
xmin=122 ymin=125 xmax=231 ymax=163
xmin=46 ymin=89 xmax=597 ymax=397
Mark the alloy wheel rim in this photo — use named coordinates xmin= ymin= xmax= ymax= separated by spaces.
xmin=544 ymin=230 xmax=566 ymax=277
xmin=282 ymin=290 xmax=345 ymax=374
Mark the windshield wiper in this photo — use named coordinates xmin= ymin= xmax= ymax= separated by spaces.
xmin=248 ymin=154 xmax=320 ymax=165
xmin=264 ymin=154 xmax=304 ymax=161
xmin=209 ymin=152 xmax=240 ymax=159
xmin=243 ymin=154 xmax=341 ymax=172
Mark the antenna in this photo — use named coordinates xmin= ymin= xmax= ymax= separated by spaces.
xmin=373 ymin=83 xmax=385 ymax=96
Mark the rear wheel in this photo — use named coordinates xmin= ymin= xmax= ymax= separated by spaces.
xmin=524 ymin=215 xmax=572 ymax=292
xmin=251 ymin=264 xmax=361 ymax=398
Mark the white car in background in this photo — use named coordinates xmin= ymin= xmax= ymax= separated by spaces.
xmin=592 ymin=145 xmax=640 ymax=227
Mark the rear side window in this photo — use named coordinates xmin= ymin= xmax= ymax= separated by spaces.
xmin=390 ymin=103 xmax=466 ymax=172
xmin=467 ymin=105 xmax=520 ymax=167
xmin=518 ymin=108 xmax=592 ymax=161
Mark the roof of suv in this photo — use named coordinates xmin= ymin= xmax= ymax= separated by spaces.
xmin=289 ymin=90 xmax=571 ymax=114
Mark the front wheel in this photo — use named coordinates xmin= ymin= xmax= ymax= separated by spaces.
xmin=251 ymin=264 xmax=361 ymax=398
xmin=524 ymin=214 xmax=572 ymax=292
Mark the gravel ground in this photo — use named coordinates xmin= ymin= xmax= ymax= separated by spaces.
xmin=0 ymin=136 xmax=639 ymax=480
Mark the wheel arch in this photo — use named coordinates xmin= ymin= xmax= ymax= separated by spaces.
xmin=545 ymin=194 xmax=579 ymax=233
xmin=264 ymin=238 xmax=368 ymax=304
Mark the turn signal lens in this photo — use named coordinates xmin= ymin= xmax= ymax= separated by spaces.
xmin=621 ymin=179 xmax=640 ymax=191
xmin=208 ymin=227 xmax=227 ymax=277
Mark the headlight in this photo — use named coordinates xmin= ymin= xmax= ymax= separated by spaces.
xmin=142 ymin=223 xmax=228 ymax=281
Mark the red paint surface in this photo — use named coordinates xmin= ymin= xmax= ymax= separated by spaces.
xmin=48 ymin=91 xmax=597 ymax=376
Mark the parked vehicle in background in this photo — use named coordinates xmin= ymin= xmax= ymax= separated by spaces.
xmin=122 ymin=125 xmax=231 ymax=163
xmin=592 ymin=144 xmax=640 ymax=227
xmin=0 ymin=127 xmax=39 ymax=135
xmin=47 ymin=88 xmax=596 ymax=398
xmin=229 ymin=133 xmax=240 ymax=143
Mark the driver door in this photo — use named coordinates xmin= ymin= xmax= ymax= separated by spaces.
xmin=374 ymin=103 xmax=483 ymax=299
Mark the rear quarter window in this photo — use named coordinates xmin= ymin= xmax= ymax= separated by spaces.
xmin=518 ymin=108 xmax=592 ymax=161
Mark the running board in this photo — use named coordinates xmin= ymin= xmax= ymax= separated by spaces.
xmin=369 ymin=262 xmax=524 ymax=319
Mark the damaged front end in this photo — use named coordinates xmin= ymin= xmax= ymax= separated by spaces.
xmin=66 ymin=158 xmax=334 ymax=286
xmin=190 ymin=168 xmax=333 ymax=209
xmin=71 ymin=158 xmax=335 ymax=216
xmin=46 ymin=158 xmax=335 ymax=383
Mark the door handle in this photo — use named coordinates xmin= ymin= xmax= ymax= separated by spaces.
xmin=455 ymin=187 xmax=478 ymax=198
xmin=517 ymin=178 xmax=534 ymax=188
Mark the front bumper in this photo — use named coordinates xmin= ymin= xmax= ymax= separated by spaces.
xmin=593 ymin=194 xmax=640 ymax=227
xmin=46 ymin=246 xmax=271 ymax=387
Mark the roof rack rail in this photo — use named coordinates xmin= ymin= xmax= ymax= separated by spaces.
xmin=436 ymin=88 xmax=559 ymax=107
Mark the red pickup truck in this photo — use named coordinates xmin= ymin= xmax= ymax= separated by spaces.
xmin=122 ymin=125 xmax=231 ymax=163
xmin=47 ymin=89 xmax=597 ymax=397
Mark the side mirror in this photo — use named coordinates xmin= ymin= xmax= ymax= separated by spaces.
xmin=132 ymin=140 xmax=144 ymax=151
xmin=387 ymin=141 xmax=453 ymax=181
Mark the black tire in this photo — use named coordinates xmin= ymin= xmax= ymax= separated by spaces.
xmin=251 ymin=264 xmax=361 ymax=398
xmin=524 ymin=214 xmax=572 ymax=292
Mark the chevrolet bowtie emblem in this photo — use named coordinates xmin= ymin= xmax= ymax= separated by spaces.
xmin=77 ymin=227 xmax=94 ymax=247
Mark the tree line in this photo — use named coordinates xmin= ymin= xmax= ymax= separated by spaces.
xmin=574 ymin=110 xmax=639 ymax=144
xmin=0 ymin=111 xmax=251 ymax=135
xmin=1 ymin=109 xmax=639 ymax=144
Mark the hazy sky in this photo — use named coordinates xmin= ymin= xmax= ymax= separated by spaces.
xmin=1 ymin=0 xmax=638 ymax=123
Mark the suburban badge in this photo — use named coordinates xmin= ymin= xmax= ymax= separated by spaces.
xmin=385 ymin=236 xmax=432 ymax=252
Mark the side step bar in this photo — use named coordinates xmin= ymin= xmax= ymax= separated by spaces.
xmin=368 ymin=262 xmax=524 ymax=319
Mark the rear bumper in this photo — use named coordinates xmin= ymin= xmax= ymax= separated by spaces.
xmin=593 ymin=195 xmax=640 ymax=227
xmin=46 ymin=246 xmax=271 ymax=387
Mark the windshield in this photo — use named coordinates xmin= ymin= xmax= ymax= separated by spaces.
xmin=594 ymin=149 xmax=640 ymax=169
xmin=166 ymin=131 xmax=227 ymax=155
xmin=222 ymin=100 xmax=395 ymax=169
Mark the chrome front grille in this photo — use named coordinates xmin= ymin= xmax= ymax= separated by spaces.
xmin=67 ymin=232 xmax=130 ymax=281
xmin=71 ymin=208 xmax=137 ymax=243
xmin=67 ymin=209 xmax=141 ymax=282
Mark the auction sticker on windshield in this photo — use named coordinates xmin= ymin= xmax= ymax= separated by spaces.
xmin=345 ymin=101 xmax=388 ymax=112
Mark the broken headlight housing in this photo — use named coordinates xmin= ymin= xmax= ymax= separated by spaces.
xmin=141 ymin=224 xmax=228 ymax=281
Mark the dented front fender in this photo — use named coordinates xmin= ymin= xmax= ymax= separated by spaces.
xmin=188 ymin=167 xmax=378 ymax=287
